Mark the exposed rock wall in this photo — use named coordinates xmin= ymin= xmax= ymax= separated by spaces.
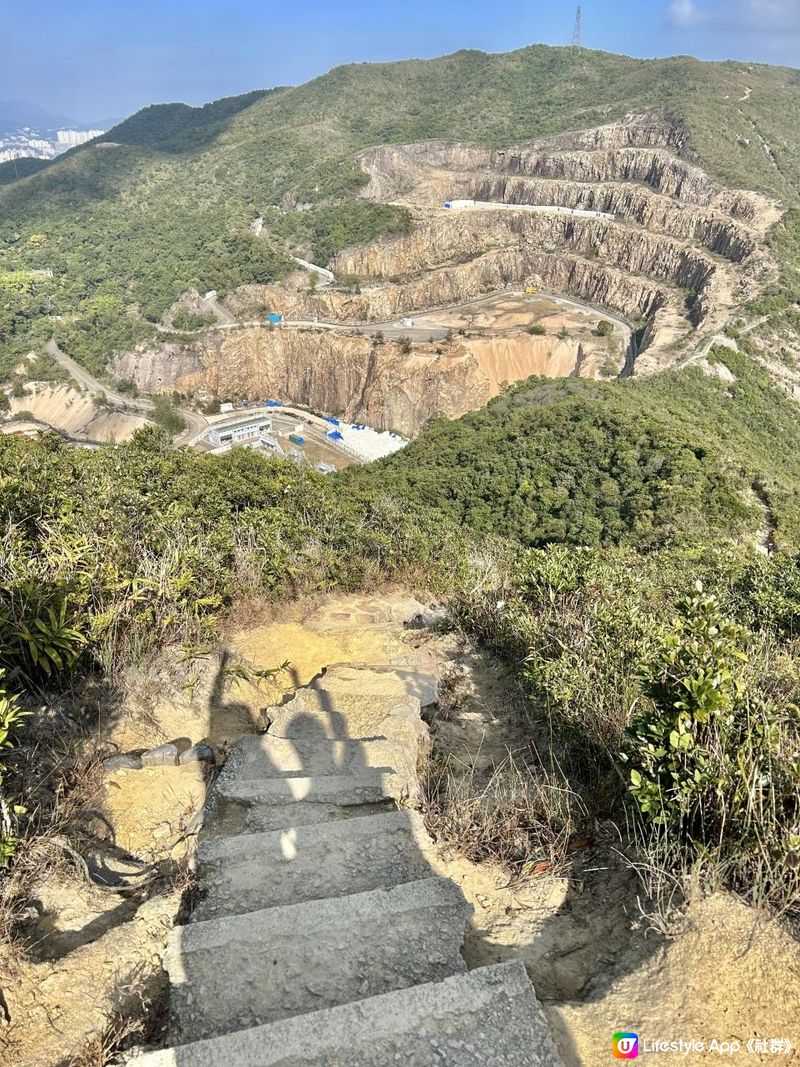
xmin=227 ymin=247 xmax=669 ymax=332
xmin=169 ymin=327 xmax=591 ymax=437
xmin=353 ymin=116 xmax=780 ymax=370
xmin=114 ymin=342 xmax=204 ymax=393
xmin=336 ymin=213 xmax=720 ymax=304
xmin=153 ymin=115 xmax=781 ymax=429
xmin=423 ymin=175 xmax=759 ymax=260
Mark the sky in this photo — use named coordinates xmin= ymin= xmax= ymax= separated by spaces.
xmin=2 ymin=0 xmax=799 ymax=123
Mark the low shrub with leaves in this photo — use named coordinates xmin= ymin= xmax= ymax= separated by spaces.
xmin=0 ymin=671 xmax=28 ymax=864
xmin=624 ymin=584 xmax=800 ymax=910
xmin=0 ymin=427 xmax=466 ymax=679
xmin=453 ymin=546 xmax=800 ymax=912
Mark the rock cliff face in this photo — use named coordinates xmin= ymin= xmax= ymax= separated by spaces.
xmin=350 ymin=115 xmax=779 ymax=373
xmin=134 ymin=115 xmax=781 ymax=435
xmin=168 ymin=328 xmax=600 ymax=437
xmin=115 ymin=342 xmax=204 ymax=393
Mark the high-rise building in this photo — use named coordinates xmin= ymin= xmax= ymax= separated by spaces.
xmin=56 ymin=129 xmax=105 ymax=148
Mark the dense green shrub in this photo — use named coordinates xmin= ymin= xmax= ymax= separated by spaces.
xmin=171 ymin=307 xmax=216 ymax=331
xmin=0 ymin=671 xmax=28 ymax=864
xmin=453 ymin=544 xmax=800 ymax=910
xmin=625 ymin=584 xmax=800 ymax=908
xmin=0 ymin=429 xmax=466 ymax=677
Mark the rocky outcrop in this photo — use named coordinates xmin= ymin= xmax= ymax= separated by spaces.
xmin=169 ymin=326 xmax=600 ymax=437
xmin=413 ymin=174 xmax=760 ymax=261
xmin=351 ymin=117 xmax=780 ymax=371
xmin=114 ymin=342 xmax=204 ymax=394
xmin=336 ymin=212 xmax=721 ymax=303
xmin=360 ymin=123 xmax=777 ymax=226
xmin=227 ymin=247 xmax=669 ymax=334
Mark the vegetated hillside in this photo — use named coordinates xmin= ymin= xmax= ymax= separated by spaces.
xmin=1 ymin=45 xmax=799 ymax=380
xmin=359 ymin=340 xmax=800 ymax=550
xmin=0 ymin=157 xmax=49 ymax=186
xmin=3 ymin=386 xmax=800 ymax=916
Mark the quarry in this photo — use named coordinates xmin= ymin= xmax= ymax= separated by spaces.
xmin=3 ymin=114 xmax=782 ymax=453
xmin=98 ymin=114 xmax=781 ymax=445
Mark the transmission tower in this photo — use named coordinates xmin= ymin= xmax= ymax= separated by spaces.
xmin=571 ymin=5 xmax=582 ymax=51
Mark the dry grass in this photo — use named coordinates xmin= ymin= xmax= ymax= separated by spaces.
xmin=422 ymin=747 xmax=587 ymax=878
xmin=67 ymin=978 xmax=168 ymax=1067
xmin=0 ymin=694 xmax=106 ymax=953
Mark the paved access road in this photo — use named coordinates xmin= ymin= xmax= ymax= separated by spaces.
xmin=45 ymin=340 xmax=208 ymax=445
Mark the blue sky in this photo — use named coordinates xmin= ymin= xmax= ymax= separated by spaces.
xmin=2 ymin=0 xmax=799 ymax=122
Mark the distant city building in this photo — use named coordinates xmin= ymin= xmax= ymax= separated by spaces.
xmin=56 ymin=129 xmax=104 ymax=148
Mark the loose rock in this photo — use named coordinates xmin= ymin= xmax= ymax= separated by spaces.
xmin=141 ymin=743 xmax=179 ymax=767
xmin=101 ymin=754 xmax=143 ymax=772
xmin=178 ymin=742 xmax=216 ymax=766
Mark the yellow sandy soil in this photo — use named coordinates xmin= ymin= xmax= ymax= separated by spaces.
xmin=465 ymin=334 xmax=580 ymax=391
xmin=9 ymin=384 xmax=148 ymax=441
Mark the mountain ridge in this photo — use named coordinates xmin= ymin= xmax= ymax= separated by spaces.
xmin=1 ymin=43 xmax=799 ymax=381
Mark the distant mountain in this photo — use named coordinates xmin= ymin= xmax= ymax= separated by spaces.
xmin=86 ymin=116 xmax=125 ymax=130
xmin=1 ymin=44 xmax=799 ymax=372
xmin=0 ymin=98 xmax=74 ymax=133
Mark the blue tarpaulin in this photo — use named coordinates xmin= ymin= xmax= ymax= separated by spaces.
xmin=327 ymin=430 xmax=344 ymax=441
xmin=265 ymin=400 xmax=282 ymax=407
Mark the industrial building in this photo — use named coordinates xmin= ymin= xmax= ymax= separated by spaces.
xmin=204 ymin=415 xmax=273 ymax=448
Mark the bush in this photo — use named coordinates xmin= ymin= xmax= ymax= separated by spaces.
xmin=0 ymin=671 xmax=28 ymax=864
xmin=171 ymin=307 xmax=216 ymax=331
xmin=454 ymin=545 xmax=800 ymax=912
xmin=624 ymin=583 xmax=800 ymax=909
xmin=151 ymin=394 xmax=186 ymax=435
xmin=526 ymin=323 xmax=546 ymax=335
xmin=0 ymin=429 xmax=467 ymax=676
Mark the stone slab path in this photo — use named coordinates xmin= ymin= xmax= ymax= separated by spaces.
xmin=133 ymin=598 xmax=560 ymax=1065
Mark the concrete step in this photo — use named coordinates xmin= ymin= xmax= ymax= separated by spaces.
xmin=215 ymin=725 xmax=420 ymax=809
xmin=264 ymin=664 xmax=438 ymax=740
xmin=216 ymin=769 xmax=415 ymax=807
xmin=192 ymin=810 xmax=437 ymax=920
xmin=309 ymin=664 xmax=441 ymax=708
xmin=133 ymin=960 xmax=561 ymax=1066
xmin=204 ymin=794 xmax=398 ymax=837
xmin=222 ymin=732 xmax=408 ymax=779
xmin=166 ymin=877 xmax=471 ymax=1043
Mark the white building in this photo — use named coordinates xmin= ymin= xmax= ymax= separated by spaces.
xmin=205 ymin=416 xmax=273 ymax=448
xmin=56 ymin=129 xmax=105 ymax=149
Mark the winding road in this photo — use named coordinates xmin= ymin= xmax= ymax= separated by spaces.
xmin=155 ymin=287 xmax=634 ymax=350
xmin=42 ymin=284 xmax=635 ymax=451
xmin=45 ymin=340 xmax=208 ymax=446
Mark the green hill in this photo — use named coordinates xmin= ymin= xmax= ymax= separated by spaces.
xmin=1 ymin=45 xmax=799 ymax=379
xmin=357 ymin=341 xmax=800 ymax=550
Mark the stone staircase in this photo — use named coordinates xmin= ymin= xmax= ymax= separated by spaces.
xmin=133 ymin=663 xmax=560 ymax=1065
